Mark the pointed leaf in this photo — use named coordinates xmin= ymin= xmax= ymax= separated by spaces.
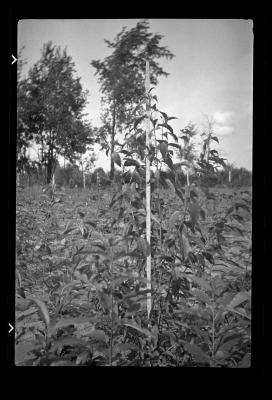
xmin=134 ymin=115 xmax=147 ymax=130
xmin=202 ymin=251 xmax=214 ymax=264
xmin=219 ymin=338 xmax=240 ymax=353
xmin=111 ymin=152 xmax=121 ymax=167
xmin=126 ymin=301 xmax=141 ymax=313
xmin=190 ymin=288 xmax=211 ymax=304
xmin=165 ymin=178 xmax=175 ymax=191
xmin=89 ymin=329 xmax=108 ymax=343
xmin=158 ymin=122 xmax=174 ymax=135
xmin=159 ymin=111 xmax=168 ymax=121
xmin=113 ymin=343 xmax=138 ymax=355
xmin=238 ymin=353 xmax=251 ymax=368
xmin=78 ymin=211 xmax=85 ymax=218
xmin=234 ymin=202 xmax=251 ymax=213
xmin=165 ymin=154 xmax=174 ymax=169
xmin=15 ymin=343 xmax=37 ymax=365
xmin=62 ymin=220 xmax=72 ymax=234
xmin=188 ymin=275 xmax=212 ymax=292
xmin=109 ymin=192 xmax=123 ymax=208
xmin=227 ymin=291 xmax=250 ymax=309
xmin=181 ymin=340 xmax=210 ymax=364
xmin=98 ymin=291 xmax=112 ymax=312
xmin=175 ymin=187 xmax=184 ymax=202
xmin=122 ymin=321 xmax=154 ymax=338
xmin=151 ymin=117 xmax=158 ymax=127
xmin=50 ymin=337 xmax=88 ymax=352
xmin=211 ymin=136 xmax=219 ymax=144
xmin=190 ymin=189 xmax=198 ymax=200
xmin=29 ymin=296 xmax=50 ymax=327
xmin=84 ymin=220 xmax=97 ymax=227
xmin=158 ymin=140 xmax=168 ymax=158
xmin=168 ymin=142 xmax=181 ymax=149
xmin=124 ymin=158 xmax=141 ymax=168
xmin=200 ymin=208 xmax=206 ymax=220
xmin=211 ymin=276 xmax=226 ymax=295
xmin=180 ymin=233 xmax=191 ymax=259
xmin=169 ymin=210 xmax=182 ymax=228
xmin=120 ymin=149 xmax=132 ymax=156
xmin=54 ymin=317 xmax=94 ymax=331
xmin=76 ymin=351 xmax=91 ymax=365
xmin=180 ymin=135 xmax=189 ymax=142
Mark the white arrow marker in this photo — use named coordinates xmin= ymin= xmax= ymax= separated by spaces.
xmin=11 ymin=55 xmax=17 ymax=65
xmin=8 ymin=323 xmax=14 ymax=333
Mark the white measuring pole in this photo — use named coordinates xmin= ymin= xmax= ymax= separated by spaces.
xmin=145 ymin=60 xmax=152 ymax=320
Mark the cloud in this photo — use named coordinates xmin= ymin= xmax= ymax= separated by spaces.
xmin=214 ymin=125 xmax=234 ymax=136
xmin=213 ymin=111 xmax=235 ymax=126
xmin=212 ymin=111 xmax=236 ymax=136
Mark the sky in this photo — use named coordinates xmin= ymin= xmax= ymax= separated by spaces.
xmin=18 ymin=18 xmax=253 ymax=171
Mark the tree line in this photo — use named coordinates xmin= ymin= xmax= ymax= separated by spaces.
xmin=17 ymin=19 xmax=251 ymax=189
xmin=17 ymin=159 xmax=251 ymax=189
xmin=17 ymin=20 xmax=174 ymax=184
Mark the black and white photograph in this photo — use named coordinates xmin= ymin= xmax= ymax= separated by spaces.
xmin=14 ymin=19 xmax=253 ymax=367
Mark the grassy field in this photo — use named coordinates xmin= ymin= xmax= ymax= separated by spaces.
xmin=15 ymin=183 xmax=252 ymax=367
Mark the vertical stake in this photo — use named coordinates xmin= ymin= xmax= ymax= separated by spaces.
xmin=145 ymin=60 xmax=152 ymax=321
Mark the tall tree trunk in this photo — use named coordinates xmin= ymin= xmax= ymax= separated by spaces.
xmin=46 ymin=144 xmax=53 ymax=184
xmin=110 ymin=102 xmax=116 ymax=181
xmin=46 ymin=154 xmax=52 ymax=184
xmin=228 ymin=169 xmax=232 ymax=184
xmin=46 ymin=131 xmax=56 ymax=184
xmin=51 ymin=148 xmax=58 ymax=186
xmin=81 ymin=155 xmax=85 ymax=189
xmin=40 ymin=134 xmax=46 ymax=185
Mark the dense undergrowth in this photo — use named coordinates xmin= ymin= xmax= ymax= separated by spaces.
xmin=15 ymin=93 xmax=251 ymax=367
xmin=15 ymin=182 xmax=251 ymax=367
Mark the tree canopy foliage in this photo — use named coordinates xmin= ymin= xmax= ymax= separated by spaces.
xmin=91 ymin=19 xmax=175 ymax=179
xmin=17 ymin=42 xmax=94 ymax=183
